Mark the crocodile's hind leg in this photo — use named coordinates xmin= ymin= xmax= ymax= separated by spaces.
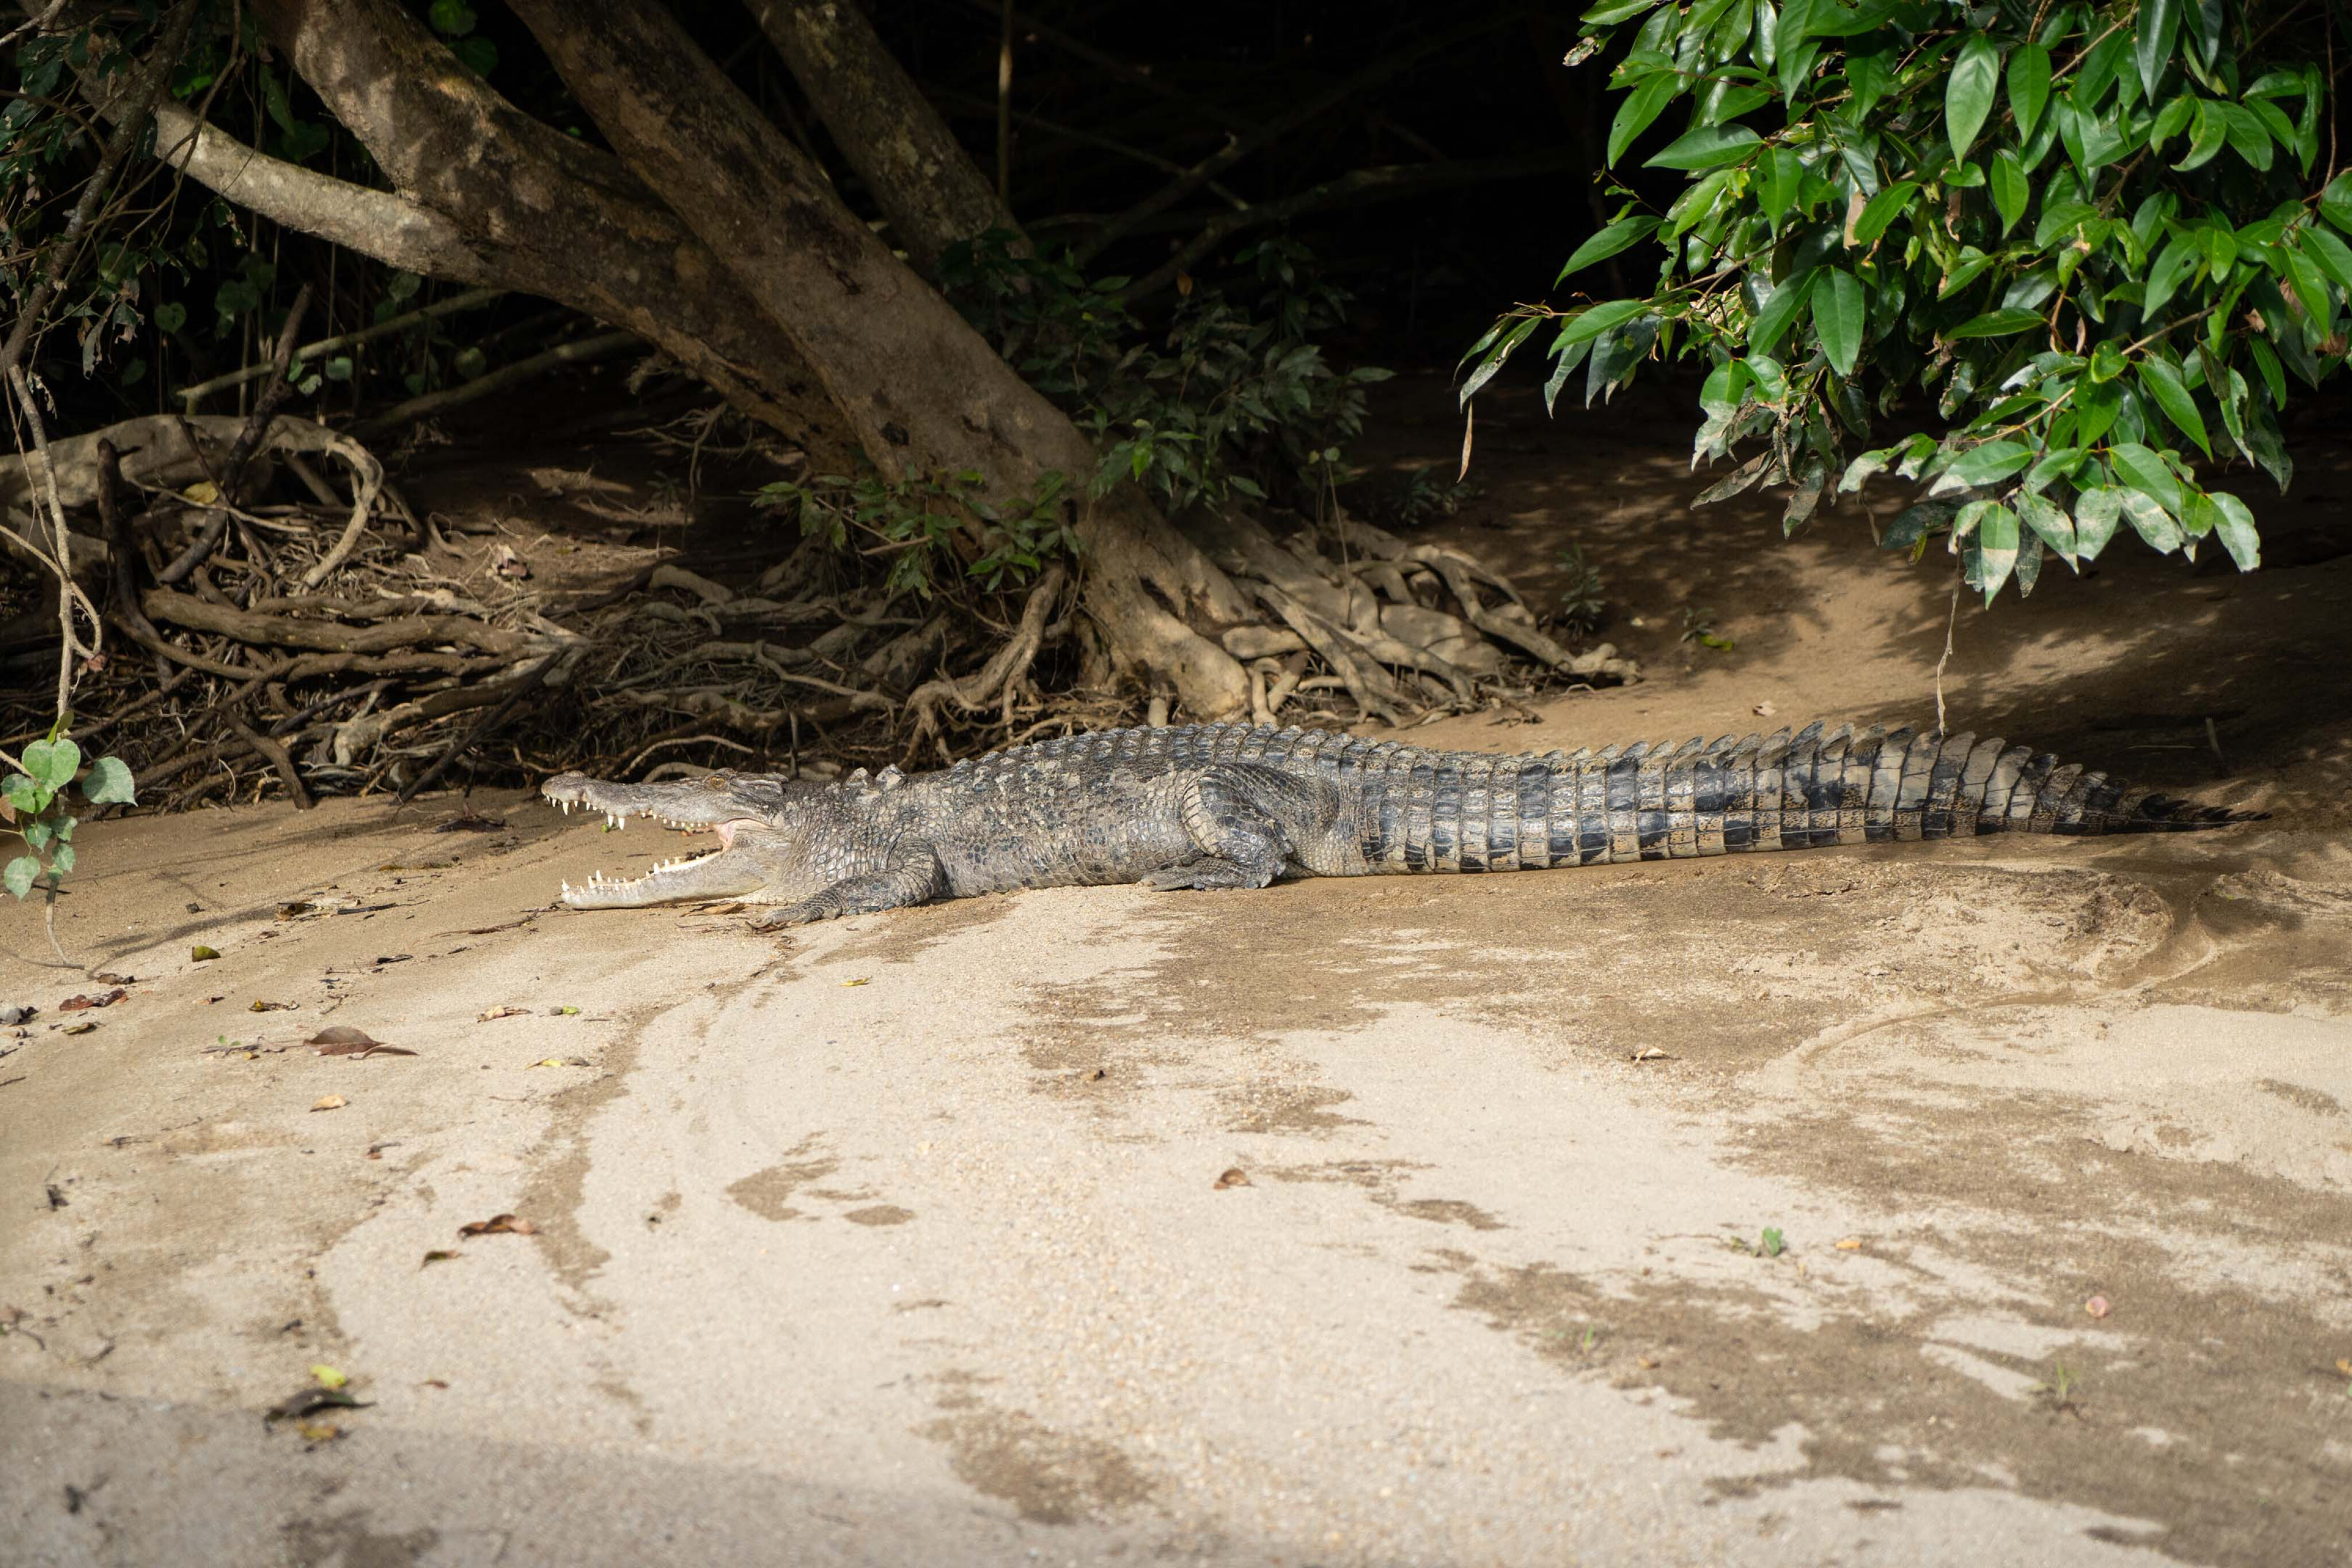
xmin=1142 ymin=766 xmax=1303 ymax=891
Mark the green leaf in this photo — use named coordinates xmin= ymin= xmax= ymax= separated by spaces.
xmin=2175 ymin=100 xmax=2225 ymax=171
xmin=1948 ymin=309 xmax=2044 ymax=339
xmin=1748 ymin=268 xmax=1817 ymax=354
xmin=1582 ymin=0 xmax=1662 ymax=21
xmin=1812 ymin=268 xmax=1864 ymax=375
xmin=1556 ymin=299 xmax=1650 ymax=349
xmin=1645 ymin=125 xmax=1762 ymax=169
xmin=2117 ymin=488 xmax=2183 ymax=552
xmin=2141 ymin=233 xmax=2200 ymax=320
xmin=1969 ymin=502 xmax=2020 ymax=603
xmin=2297 ymin=224 xmax=2352 ymax=294
xmin=1759 ymin=146 xmax=1804 ymax=222
xmin=1947 ymin=35 xmax=2001 ymax=162
xmin=2321 ymin=172 xmax=2352 ymax=235
xmin=154 ymin=301 xmax=187 ymax=334
xmin=1943 ymin=439 xmax=2034 ymax=487
xmin=2133 ymin=0 xmax=2179 ymax=98
xmin=2220 ymin=103 xmax=2273 ymax=171
xmin=2016 ymin=490 xmax=2078 ymax=566
xmin=51 ymin=843 xmax=72 ymax=876
xmin=2108 ymin=442 xmax=2183 ymax=514
xmin=2207 ymin=490 xmax=2261 ymax=570
xmin=80 ymin=755 xmax=135 ymax=806
xmin=1938 ymin=247 xmax=1995 ymax=298
xmin=2278 ymin=247 xmax=2336 ymax=338
xmin=2149 ymin=94 xmax=2195 ymax=152
xmin=21 ymin=738 xmax=79 ymax=791
xmin=2007 ymin=42 xmax=2052 ymax=142
xmin=2087 ymin=339 xmax=2126 ymax=382
xmin=450 ymin=36 xmax=497 ymax=76
xmin=2136 ymin=358 xmax=2211 ymax=456
xmin=1847 ymin=181 xmax=1916 ymax=247
xmin=3 ymin=855 xmax=36 ymax=900
xmin=1608 ymin=73 xmax=1680 ymax=166
xmin=2073 ymin=487 xmax=2123 ymax=559
xmin=428 ymin=0 xmax=477 ymax=35
xmin=1556 ymin=217 xmax=1660 ymax=284
xmin=1989 ymin=151 xmax=2028 ymax=237
xmin=2025 ymin=445 xmax=2086 ymax=493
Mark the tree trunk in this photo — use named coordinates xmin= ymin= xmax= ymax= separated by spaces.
xmin=742 ymin=0 xmax=1021 ymax=278
xmin=45 ymin=0 xmax=1615 ymax=730
xmin=502 ymin=0 xmax=1253 ymax=717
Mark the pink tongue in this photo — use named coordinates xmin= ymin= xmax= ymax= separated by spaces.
xmin=715 ymin=819 xmax=741 ymax=848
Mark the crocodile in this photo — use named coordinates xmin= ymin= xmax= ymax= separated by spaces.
xmin=539 ymin=719 xmax=2260 ymax=929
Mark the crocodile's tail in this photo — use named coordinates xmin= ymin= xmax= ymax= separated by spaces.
xmin=1581 ymin=721 xmax=2266 ymax=860
xmin=1359 ymin=721 xmax=2266 ymax=872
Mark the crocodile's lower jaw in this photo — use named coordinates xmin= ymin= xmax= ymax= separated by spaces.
xmin=559 ymin=848 xmax=730 ymax=908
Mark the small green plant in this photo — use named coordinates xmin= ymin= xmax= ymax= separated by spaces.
xmin=4 ymin=721 xmax=136 ymax=904
xmin=1555 ymin=542 xmax=1607 ymax=633
xmin=2036 ymin=1359 xmax=2082 ymax=1410
xmin=938 ymin=232 xmax=1392 ymax=517
xmin=1680 ymin=606 xmax=1732 ymax=650
xmin=756 ymin=467 xmax=1077 ymax=598
xmin=1758 ymin=1226 xmax=1786 ymax=1258
xmin=1368 ymin=464 xmax=1481 ymax=530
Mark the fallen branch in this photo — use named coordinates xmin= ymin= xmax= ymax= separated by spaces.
xmin=140 ymin=589 xmax=532 ymax=656
xmin=159 ymin=282 xmax=315 ymax=586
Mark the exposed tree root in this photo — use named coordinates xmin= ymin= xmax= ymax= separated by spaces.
xmin=3 ymin=409 xmax=1635 ymax=807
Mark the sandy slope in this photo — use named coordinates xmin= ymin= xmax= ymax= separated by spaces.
xmin=5 ymin=380 xmax=2351 ymax=1567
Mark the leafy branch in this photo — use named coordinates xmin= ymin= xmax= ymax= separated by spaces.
xmin=1467 ymin=0 xmax=2341 ymax=604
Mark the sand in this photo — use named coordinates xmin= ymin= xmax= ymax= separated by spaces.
xmin=4 ymin=376 xmax=2350 ymax=1566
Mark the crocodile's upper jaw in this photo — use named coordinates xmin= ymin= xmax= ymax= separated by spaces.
xmin=543 ymin=772 xmax=784 ymax=906
xmin=540 ymin=771 xmax=769 ymax=843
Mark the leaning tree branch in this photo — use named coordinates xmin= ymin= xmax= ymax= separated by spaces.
xmin=351 ymin=330 xmax=644 ymax=442
xmin=178 ymin=286 xmax=508 ymax=409
xmin=1123 ymin=150 xmax=1588 ymax=303
xmin=746 ymin=0 xmax=1022 ymax=276
xmin=942 ymin=0 xmax=1260 ymax=135
xmin=147 ymin=102 xmax=489 ymax=282
xmin=1075 ymin=3 xmax=1538 ymax=265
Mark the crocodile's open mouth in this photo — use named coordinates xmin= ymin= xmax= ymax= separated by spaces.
xmin=541 ymin=774 xmax=771 ymax=906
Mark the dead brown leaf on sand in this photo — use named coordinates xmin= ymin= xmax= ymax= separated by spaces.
xmin=458 ymin=1213 xmax=537 ymax=1237
xmin=421 ymin=1250 xmax=459 ymax=1267
xmin=310 ymin=1094 xmax=346 ymax=1112
xmin=57 ymin=989 xmax=126 ymax=1012
xmin=307 ymin=1026 xmax=416 ymax=1059
xmin=1214 ymin=1167 xmax=1252 ymax=1190
xmin=477 ymin=1005 xmax=527 ymax=1021
xmin=250 ymin=1000 xmax=296 ymax=1013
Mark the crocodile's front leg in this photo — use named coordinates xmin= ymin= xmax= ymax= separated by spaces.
xmin=750 ymin=846 xmax=946 ymax=929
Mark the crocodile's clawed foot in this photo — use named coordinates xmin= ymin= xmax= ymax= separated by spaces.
xmin=749 ymin=897 xmax=839 ymax=930
xmin=1140 ymin=857 xmax=1274 ymax=892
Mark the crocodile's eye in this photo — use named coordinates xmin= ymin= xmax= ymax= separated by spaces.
xmin=704 ymin=775 xmax=725 ymax=787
